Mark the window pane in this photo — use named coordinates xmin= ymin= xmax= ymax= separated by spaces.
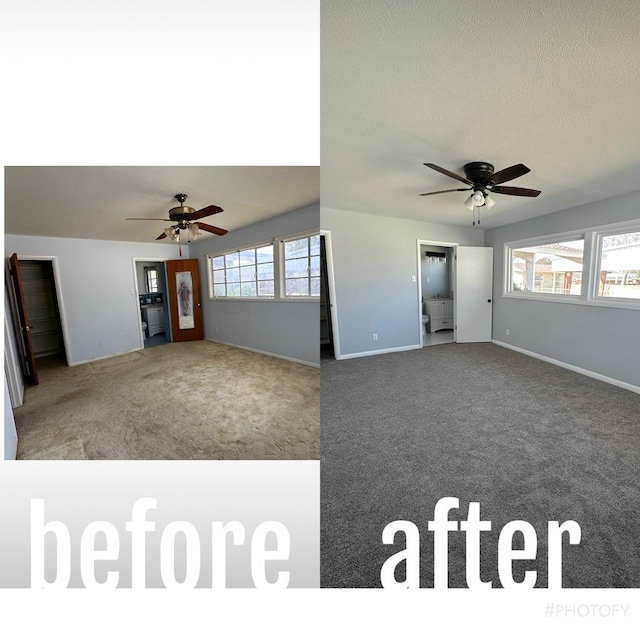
xmin=213 ymin=270 xmax=226 ymax=283
xmin=239 ymin=249 xmax=255 ymax=265
xmin=212 ymin=255 xmax=225 ymax=270
xmin=258 ymin=280 xmax=274 ymax=297
xmin=285 ymin=257 xmax=309 ymax=279
xmin=225 ymin=252 xmax=239 ymax=269
xmin=213 ymin=284 xmax=226 ymax=297
xmin=257 ymin=262 xmax=274 ymax=280
xmin=241 ymin=282 xmax=257 ymax=296
xmin=310 ymin=276 xmax=320 ymax=296
xmin=256 ymin=245 xmax=273 ymax=263
xmin=226 ymin=283 xmax=241 ymax=296
xmin=310 ymin=234 xmax=320 ymax=256
xmin=285 ymin=238 xmax=309 ymax=259
xmin=226 ymin=267 xmax=240 ymax=283
xmin=511 ymin=240 xmax=584 ymax=295
xmin=310 ymin=255 xmax=320 ymax=277
xmin=240 ymin=266 xmax=256 ymax=282
xmin=598 ymin=232 xmax=640 ymax=299
xmin=286 ymin=278 xmax=309 ymax=297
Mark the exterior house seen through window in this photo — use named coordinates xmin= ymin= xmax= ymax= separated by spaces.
xmin=510 ymin=240 xmax=584 ymax=296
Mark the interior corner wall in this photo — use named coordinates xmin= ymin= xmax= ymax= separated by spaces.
xmin=4 ymin=235 xmax=184 ymax=365
xmin=188 ymin=203 xmax=320 ymax=367
xmin=484 ymin=190 xmax=640 ymax=388
xmin=321 ymin=207 xmax=484 ymax=357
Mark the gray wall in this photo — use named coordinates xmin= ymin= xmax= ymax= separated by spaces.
xmin=484 ymin=190 xmax=640 ymax=388
xmin=3 ymin=372 xmax=17 ymax=459
xmin=188 ymin=203 xmax=320 ymax=366
xmin=420 ymin=244 xmax=453 ymax=299
xmin=5 ymin=235 xmax=182 ymax=365
xmin=321 ymin=207 xmax=483 ymax=357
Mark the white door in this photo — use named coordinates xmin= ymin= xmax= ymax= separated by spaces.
xmin=455 ymin=246 xmax=493 ymax=343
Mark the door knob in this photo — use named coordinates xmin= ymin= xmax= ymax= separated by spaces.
xmin=487 ymin=299 xmax=492 ymax=303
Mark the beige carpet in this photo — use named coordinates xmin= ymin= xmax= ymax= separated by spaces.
xmin=14 ymin=341 xmax=319 ymax=460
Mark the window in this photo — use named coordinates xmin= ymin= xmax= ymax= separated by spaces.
xmin=504 ymin=220 xmax=640 ymax=308
xmin=211 ymin=244 xmax=274 ymax=298
xmin=509 ymin=239 xmax=584 ymax=296
xmin=207 ymin=230 xmax=320 ymax=301
xmin=144 ymin=267 xmax=160 ymax=293
xmin=283 ymin=233 xmax=320 ymax=297
xmin=595 ymin=231 xmax=640 ymax=300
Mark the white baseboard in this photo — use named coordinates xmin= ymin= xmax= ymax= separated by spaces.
xmin=336 ymin=343 xmax=422 ymax=361
xmin=492 ymin=340 xmax=640 ymax=395
xmin=71 ymin=347 xmax=143 ymax=367
xmin=205 ymin=338 xmax=319 ymax=368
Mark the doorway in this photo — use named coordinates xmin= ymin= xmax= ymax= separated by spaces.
xmin=320 ymin=231 xmax=340 ymax=359
xmin=7 ymin=256 xmax=69 ymax=385
xmin=418 ymin=242 xmax=455 ymax=347
xmin=134 ymin=259 xmax=171 ymax=348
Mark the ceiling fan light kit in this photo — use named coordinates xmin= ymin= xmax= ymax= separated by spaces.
xmin=421 ymin=161 xmax=541 ymax=225
xmin=126 ymin=194 xmax=228 ymax=252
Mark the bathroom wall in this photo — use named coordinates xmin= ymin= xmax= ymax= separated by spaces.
xmin=420 ymin=244 xmax=453 ymax=299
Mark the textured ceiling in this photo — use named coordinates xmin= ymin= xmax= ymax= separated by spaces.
xmin=321 ymin=0 xmax=640 ymax=228
xmin=4 ymin=166 xmax=319 ymax=243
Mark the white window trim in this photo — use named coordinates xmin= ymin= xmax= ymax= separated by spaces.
xmin=206 ymin=229 xmax=321 ymax=303
xmin=207 ymin=239 xmax=276 ymax=301
xmin=276 ymin=229 xmax=321 ymax=302
xmin=503 ymin=219 xmax=640 ymax=310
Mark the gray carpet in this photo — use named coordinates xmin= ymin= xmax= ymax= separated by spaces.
xmin=15 ymin=341 xmax=319 ymax=460
xmin=321 ymin=343 xmax=640 ymax=588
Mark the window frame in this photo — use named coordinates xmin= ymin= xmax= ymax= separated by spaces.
xmin=503 ymin=219 xmax=640 ymax=310
xmin=206 ymin=229 xmax=320 ymax=303
xmin=278 ymin=230 xmax=321 ymax=300
xmin=207 ymin=240 xmax=276 ymax=301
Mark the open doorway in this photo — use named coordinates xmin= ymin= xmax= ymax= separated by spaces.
xmin=133 ymin=260 xmax=171 ymax=348
xmin=7 ymin=257 xmax=69 ymax=382
xmin=320 ymin=231 xmax=340 ymax=359
xmin=417 ymin=241 xmax=456 ymax=347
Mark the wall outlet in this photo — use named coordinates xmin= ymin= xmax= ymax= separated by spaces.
xmin=506 ymin=329 xmax=510 ymax=336
xmin=215 ymin=327 xmax=219 ymax=334
xmin=372 ymin=333 xmax=378 ymax=341
xmin=98 ymin=341 xmax=105 ymax=348
xmin=411 ymin=275 xmax=416 ymax=282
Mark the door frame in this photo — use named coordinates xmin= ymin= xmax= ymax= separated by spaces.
xmin=131 ymin=257 xmax=173 ymax=348
xmin=7 ymin=255 xmax=72 ymax=371
xmin=416 ymin=239 xmax=459 ymax=345
xmin=320 ymin=230 xmax=341 ymax=359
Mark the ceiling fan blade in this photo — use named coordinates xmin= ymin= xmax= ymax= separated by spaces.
xmin=424 ymin=163 xmax=473 ymax=186
xmin=491 ymin=185 xmax=541 ymax=197
xmin=156 ymin=232 xmax=167 ymax=240
xmin=126 ymin=217 xmax=172 ymax=221
xmin=489 ymin=164 xmax=530 ymax=185
xmin=419 ymin=188 xmax=472 ymax=196
xmin=187 ymin=205 xmax=224 ymax=221
xmin=197 ymin=222 xmax=228 ymax=236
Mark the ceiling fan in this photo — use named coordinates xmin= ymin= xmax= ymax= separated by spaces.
xmin=420 ymin=162 xmax=541 ymax=223
xmin=126 ymin=194 xmax=228 ymax=242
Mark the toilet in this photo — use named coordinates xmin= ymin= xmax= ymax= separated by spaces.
xmin=141 ymin=321 xmax=147 ymax=336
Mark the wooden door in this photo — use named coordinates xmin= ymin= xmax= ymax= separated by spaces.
xmin=8 ymin=254 xmax=39 ymax=384
xmin=165 ymin=259 xmax=204 ymax=342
